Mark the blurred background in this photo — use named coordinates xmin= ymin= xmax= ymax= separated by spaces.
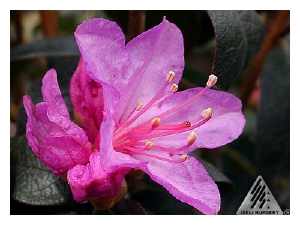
xmin=10 ymin=10 xmax=290 ymax=215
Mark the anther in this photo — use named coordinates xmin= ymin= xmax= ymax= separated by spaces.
xmin=151 ymin=117 xmax=161 ymax=129
xmin=145 ymin=141 xmax=154 ymax=150
xmin=180 ymin=154 xmax=188 ymax=162
xmin=166 ymin=71 xmax=176 ymax=83
xmin=170 ymin=84 xmax=178 ymax=93
xmin=187 ymin=131 xmax=197 ymax=145
xmin=201 ymin=108 xmax=213 ymax=120
xmin=206 ymin=74 xmax=218 ymax=88
xmin=136 ymin=103 xmax=142 ymax=111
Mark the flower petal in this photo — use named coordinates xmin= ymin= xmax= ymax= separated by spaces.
xmin=67 ymin=111 xmax=146 ymax=202
xmin=70 ymin=58 xmax=104 ymax=142
xmin=41 ymin=69 xmax=70 ymax=118
xmin=138 ymin=155 xmax=220 ymax=215
xmin=23 ymin=69 xmax=92 ymax=175
xmin=129 ymin=87 xmax=245 ymax=150
xmin=99 ymin=112 xmax=146 ymax=170
xmin=74 ymin=18 xmax=130 ymax=93
xmin=67 ymin=151 xmax=130 ymax=202
xmin=115 ymin=17 xmax=185 ymax=124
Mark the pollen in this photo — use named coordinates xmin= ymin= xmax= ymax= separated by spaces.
xmin=180 ymin=154 xmax=188 ymax=162
xmin=166 ymin=71 xmax=176 ymax=83
xmin=136 ymin=103 xmax=143 ymax=111
xmin=170 ymin=84 xmax=178 ymax=93
xmin=206 ymin=74 xmax=218 ymax=88
xmin=187 ymin=131 xmax=197 ymax=145
xmin=151 ymin=117 xmax=161 ymax=129
xmin=201 ymin=108 xmax=213 ymax=120
xmin=145 ymin=141 xmax=154 ymax=150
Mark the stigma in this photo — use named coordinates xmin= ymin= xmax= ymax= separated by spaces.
xmin=112 ymin=72 xmax=217 ymax=163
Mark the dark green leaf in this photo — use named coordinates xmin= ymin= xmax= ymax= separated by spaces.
xmin=256 ymin=44 xmax=290 ymax=209
xmin=190 ymin=151 xmax=234 ymax=198
xmin=54 ymin=204 xmax=95 ymax=215
xmin=207 ymin=10 xmax=265 ymax=90
xmin=16 ymin=56 xmax=79 ymax=135
xmin=11 ymin=199 xmax=92 ymax=215
xmin=131 ymin=187 xmax=200 ymax=215
xmin=10 ymin=35 xmax=79 ymax=62
xmin=216 ymin=136 xmax=258 ymax=215
xmin=10 ymin=135 xmax=76 ymax=206
xmin=199 ymin=158 xmax=234 ymax=198
xmin=220 ymin=145 xmax=257 ymax=177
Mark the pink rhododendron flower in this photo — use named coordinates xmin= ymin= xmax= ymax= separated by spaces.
xmin=23 ymin=17 xmax=245 ymax=215
xmin=67 ymin=17 xmax=245 ymax=214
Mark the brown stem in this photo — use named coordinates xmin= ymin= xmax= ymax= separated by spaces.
xmin=10 ymin=10 xmax=23 ymax=47
xmin=239 ymin=10 xmax=290 ymax=108
xmin=40 ymin=10 xmax=59 ymax=37
xmin=127 ymin=10 xmax=146 ymax=41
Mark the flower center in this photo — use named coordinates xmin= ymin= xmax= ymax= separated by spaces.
xmin=112 ymin=72 xmax=217 ymax=163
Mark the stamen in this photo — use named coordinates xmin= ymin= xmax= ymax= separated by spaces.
xmin=125 ymin=130 xmax=196 ymax=154
xmin=136 ymin=75 xmax=217 ymax=126
xmin=170 ymin=84 xmax=178 ymax=93
xmin=113 ymin=73 xmax=217 ymax=166
xmin=118 ymin=102 xmax=143 ymax=128
xmin=114 ymin=117 xmax=161 ymax=144
xmin=145 ymin=141 xmax=154 ymax=150
xmin=206 ymin=74 xmax=218 ymax=88
xmin=128 ymin=114 xmax=211 ymax=142
xmin=125 ymin=150 xmax=187 ymax=163
xmin=151 ymin=117 xmax=161 ymax=129
xmin=118 ymin=72 xmax=176 ymax=130
xmin=136 ymin=103 xmax=143 ymax=111
xmin=180 ymin=154 xmax=188 ymax=162
xmin=187 ymin=131 xmax=197 ymax=145
xmin=150 ymin=121 xmax=191 ymax=131
xmin=201 ymin=107 xmax=213 ymax=120
xmin=166 ymin=71 xmax=176 ymax=83
xmin=148 ymin=83 xmax=178 ymax=108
